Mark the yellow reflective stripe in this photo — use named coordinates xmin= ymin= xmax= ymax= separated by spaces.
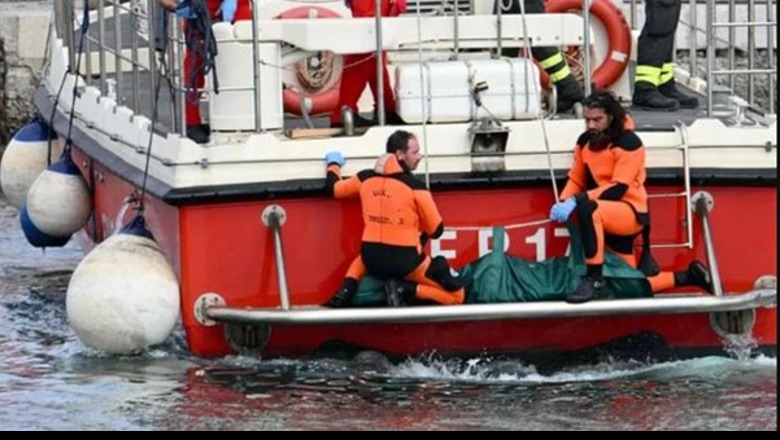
xmin=659 ymin=63 xmax=675 ymax=84
xmin=635 ymin=65 xmax=662 ymax=86
xmin=540 ymin=52 xmax=565 ymax=70
xmin=549 ymin=65 xmax=572 ymax=83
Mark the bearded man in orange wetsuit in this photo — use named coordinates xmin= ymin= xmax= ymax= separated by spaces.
xmin=322 ymin=130 xmax=465 ymax=308
xmin=549 ymin=91 xmax=712 ymax=303
xmin=330 ymin=0 xmax=407 ymax=127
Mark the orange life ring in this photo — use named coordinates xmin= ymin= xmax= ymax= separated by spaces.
xmin=276 ymin=6 xmax=342 ymax=116
xmin=539 ymin=0 xmax=632 ymax=90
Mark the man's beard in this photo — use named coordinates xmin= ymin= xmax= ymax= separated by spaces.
xmin=586 ymin=130 xmax=611 ymax=151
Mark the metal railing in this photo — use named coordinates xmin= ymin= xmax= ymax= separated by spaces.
xmin=625 ymin=0 xmax=776 ymax=116
xmin=705 ymin=0 xmax=776 ymax=115
xmin=54 ymin=1 xmax=165 ymax=126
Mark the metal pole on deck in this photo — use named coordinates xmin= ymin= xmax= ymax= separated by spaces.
xmin=728 ymin=0 xmax=736 ymax=92
xmin=706 ymin=0 xmax=715 ymax=116
xmin=747 ymin=0 xmax=757 ymax=106
xmin=113 ymin=0 xmax=124 ymax=106
xmin=251 ymin=0 xmax=262 ymax=132
xmin=689 ymin=0 xmax=698 ymax=79
xmin=496 ymin=0 xmax=503 ymax=58
xmin=130 ymin=2 xmax=142 ymax=114
xmin=84 ymin=2 xmax=92 ymax=86
xmin=98 ymin=0 xmax=107 ymax=95
xmin=147 ymin=0 xmax=158 ymax=122
xmin=695 ymin=194 xmax=724 ymax=297
xmin=375 ymin=0 xmax=385 ymax=126
xmin=63 ymin=0 xmax=76 ymax=74
xmin=453 ymin=0 xmax=460 ymax=60
xmin=768 ymin=0 xmax=776 ymax=114
xmin=583 ymin=0 xmax=592 ymax=96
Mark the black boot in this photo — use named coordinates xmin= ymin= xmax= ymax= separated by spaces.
xmin=674 ymin=261 xmax=713 ymax=294
xmin=385 ymin=112 xmax=405 ymax=125
xmin=566 ymin=276 xmax=606 ymax=304
xmin=384 ymin=279 xmax=417 ymax=307
xmin=186 ymin=124 xmax=211 ymax=144
xmin=658 ymin=80 xmax=700 ymax=109
xmin=555 ymin=75 xmax=585 ymax=113
xmin=632 ymin=82 xmax=680 ymax=111
xmin=331 ymin=114 xmax=374 ymax=129
xmin=324 ymin=278 xmax=359 ymax=308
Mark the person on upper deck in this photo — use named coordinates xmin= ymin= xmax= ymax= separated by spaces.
xmin=322 ymin=130 xmax=465 ymax=308
xmin=549 ymin=90 xmax=711 ymax=303
xmin=495 ymin=0 xmax=585 ymax=113
xmin=159 ymin=0 xmax=253 ymax=143
xmin=633 ymin=0 xmax=699 ymax=111
xmin=330 ymin=0 xmax=407 ymax=128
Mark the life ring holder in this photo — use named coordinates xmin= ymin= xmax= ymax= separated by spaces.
xmin=538 ymin=0 xmax=632 ymax=90
xmin=276 ymin=6 xmax=343 ymax=116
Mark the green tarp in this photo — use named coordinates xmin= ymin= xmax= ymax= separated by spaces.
xmin=350 ymin=224 xmax=652 ymax=307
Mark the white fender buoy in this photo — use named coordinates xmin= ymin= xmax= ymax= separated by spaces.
xmin=0 ymin=118 xmax=58 ymax=209
xmin=66 ymin=215 xmax=181 ymax=354
xmin=21 ymin=150 xmax=92 ymax=247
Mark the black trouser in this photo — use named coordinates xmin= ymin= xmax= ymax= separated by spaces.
xmin=495 ymin=0 xmax=571 ymax=84
xmin=637 ymin=0 xmax=682 ymax=86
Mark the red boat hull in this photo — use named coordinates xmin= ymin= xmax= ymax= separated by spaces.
xmin=73 ymin=148 xmax=777 ymax=359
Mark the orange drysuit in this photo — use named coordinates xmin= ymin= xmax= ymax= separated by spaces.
xmin=560 ymin=116 xmax=674 ymax=293
xmin=327 ymin=153 xmax=465 ymax=305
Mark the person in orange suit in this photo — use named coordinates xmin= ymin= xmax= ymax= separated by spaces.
xmin=323 ymin=130 xmax=465 ymax=307
xmin=330 ymin=0 xmax=407 ymax=127
xmin=549 ymin=90 xmax=712 ymax=303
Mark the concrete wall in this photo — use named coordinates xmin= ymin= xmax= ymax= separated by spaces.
xmin=0 ymin=0 xmax=52 ymax=153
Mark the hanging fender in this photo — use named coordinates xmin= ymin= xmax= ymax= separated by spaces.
xmin=277 ymin=6 xmax=343 ymax=116
xmin=539 ymin=0 xmax=632 ymax=90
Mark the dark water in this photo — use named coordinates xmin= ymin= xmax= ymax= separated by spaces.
xmin=0 ymin=196 xmax=775 ymax=430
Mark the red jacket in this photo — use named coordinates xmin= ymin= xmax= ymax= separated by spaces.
xmin=349 ymin=0 xmax=407 ymax=18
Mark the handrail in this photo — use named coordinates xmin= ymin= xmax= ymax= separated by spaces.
xmin=583 ymin=0 xmax=592 ymax=96
xmin=694 ymin=192 xmax=725 ymax=296
xmin=262 ymin=205 xmax=291 ymax=310
xmin=204 ymin=289 xmax=777 ymax=326
xmin=679 ymin=122 xmax=694 ymax=249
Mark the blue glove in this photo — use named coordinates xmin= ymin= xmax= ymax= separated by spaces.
xmin=220 ymin=0 xmax=237 ymax=22
xmin=549 ymin=198 xmax=577 ymax=223
xmin=325 ymin=151 xmax=346 ymax=167
xmin=175 ymin=1 xmax=197 ymax=19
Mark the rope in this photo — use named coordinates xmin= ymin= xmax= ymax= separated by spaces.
xmin=516 ymin=0 xmax=560 ymax=203
xmin=138 ymin=8 xmax=170 ymax=215
xmin=60 ymin=0 xmax=91 ymax=158
xmin=182 ymin=0 xmax=219 ymax=105
xmin=415 ymin=0 xmax=431 ymax=189
xmin=446 ymin=218 xmax=552 ymax=232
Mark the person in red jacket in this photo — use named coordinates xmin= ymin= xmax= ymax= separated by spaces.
xmin=330 ymin=0 xmax=407 ymax=128
xmin=159 ymin=0 xmax=253 ymax=143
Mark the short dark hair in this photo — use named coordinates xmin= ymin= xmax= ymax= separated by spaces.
xmin=386 ymin=130 xmax=415 ymax=154
xmin=582 ymin=90 xmax=629 ymax=139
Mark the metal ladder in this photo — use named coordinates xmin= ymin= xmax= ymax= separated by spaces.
xmin=646 ymin=121 xmax=695 ymax=250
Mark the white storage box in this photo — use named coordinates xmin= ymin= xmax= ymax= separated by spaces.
xmin=395 ymin=59 xmax=542 ymax=123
